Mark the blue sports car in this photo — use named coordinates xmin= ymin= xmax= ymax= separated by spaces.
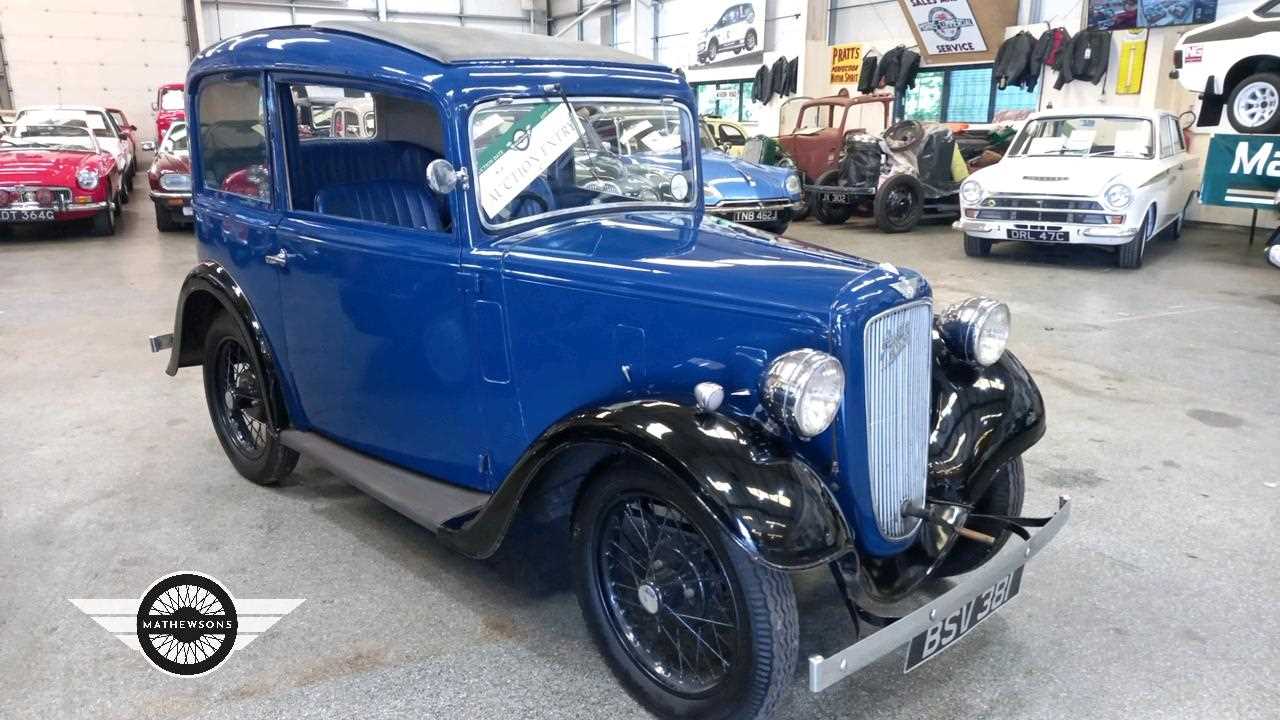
xmin=700 ymin=124 xmax=803 ymax=233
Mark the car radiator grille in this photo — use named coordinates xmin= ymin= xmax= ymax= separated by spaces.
xmin=861 ymin=301 xmax=931 ymax=540
xmin=975 ymin=196 xmax=1111 ymax=224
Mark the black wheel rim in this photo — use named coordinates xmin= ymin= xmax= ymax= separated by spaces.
xmin=212 ymin=338 xmax=269 ymax=459
xmin=595 ymin=493 xmax=740 ymax=697
xmin=886 ymin=186 xmax=916 ymax=222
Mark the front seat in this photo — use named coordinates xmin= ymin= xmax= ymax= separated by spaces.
xmin=314 ymin=179 xmax=445 ymax=231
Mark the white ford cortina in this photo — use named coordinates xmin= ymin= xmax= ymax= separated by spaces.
xmin=955 ymin=109 xmax=1198 ymax=269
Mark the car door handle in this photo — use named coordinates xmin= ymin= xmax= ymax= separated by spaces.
xmin=264 ymin=249 xmax=291 ymax=267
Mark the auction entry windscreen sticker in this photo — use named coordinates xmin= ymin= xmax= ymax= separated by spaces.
xmin=475 ymin=101 xmax=580 ymax=219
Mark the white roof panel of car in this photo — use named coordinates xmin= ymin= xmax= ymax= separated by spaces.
xmin=314 ymin=21 xmax=659 ymax=68
xmin=1028 ymin=107 xmax=1167 ymax=121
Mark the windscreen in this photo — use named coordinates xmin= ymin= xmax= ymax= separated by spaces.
xmin=1010 ymin=117 xmax=1154 ymax=159
xmin=470 ymin=98 xmax=695 ymax=227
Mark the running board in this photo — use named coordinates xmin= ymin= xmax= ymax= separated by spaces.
xmin=279 ymin=430 xmax=490 ymax=532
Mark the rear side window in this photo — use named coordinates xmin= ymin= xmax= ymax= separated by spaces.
xmin=197 ymin=76 xmax=270 ymax=201
xmin=282 ymin=82 xmax=450 ymax=233
xmin=718 ymin=124 xmax=746 ymax=145
xmin=159 ymin=88 xmax=185 ymax=111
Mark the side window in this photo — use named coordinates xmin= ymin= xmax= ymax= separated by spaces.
xmin=197 ymin=76 xmax=270 ymax=201
xmin=1159 ymin=117 xmax=1176 ymax=158
xmin=718 ymin=124 xmax=746 ymax=145
xmin=282 ymin=82 xmax=450 ymax=232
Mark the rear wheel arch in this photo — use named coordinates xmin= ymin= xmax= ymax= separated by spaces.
xmin=167 ymin=264 xmax=291 ymax=429
xmin=1225 ymin=56 xmax=1280 ymax=93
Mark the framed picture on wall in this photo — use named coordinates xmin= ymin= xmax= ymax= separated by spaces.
xmin=1087 ymin=0 xmax=1217 ymax=30
xmin=690 ymin=0 xmax=766 ymax=68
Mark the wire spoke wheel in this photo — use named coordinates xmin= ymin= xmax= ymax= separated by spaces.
xmin=213 ymin=338 xmax=268 ymax=459
xmin=596 ymin=493 xmax=740 ymax=697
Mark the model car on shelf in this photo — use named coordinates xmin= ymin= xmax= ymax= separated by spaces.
xmin=150 ymin=23 xmax=1069 ymax=720
xmin=0 ymin=123 xmax=123 ymax=235
xmin=1172 ymin=0 xmax=1280 ymax=133
xmin=701 ymin=115 xmax=749 ymax=157
xmin=956 ymin=108 xmax=1195 ymax=269
xmin=153 ymin=82 xmax=186 ymax=143
xmin=697 ymin=122 xmax=802 ymax=232
xmin=775 ymin=90 xmax=892 ymax=220
xmin=143 ymin=121 xmax=192 ymax=231
xmin=15 ymin=106 xmax=136 ymax=199
xmin=696 ymin=2 xmax=757 ymax=64
xmin=806 ymin=119 xmax=966 ymax=232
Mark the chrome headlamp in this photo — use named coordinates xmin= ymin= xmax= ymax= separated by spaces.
xmin=784 ymin=173 xmax=801 ymax=196
xmin=1103 ymin=183 xmax=1133 ymax=209
xmin=938 ymin=297 xmax=1011 ymax=367
xmin=960 ymin=179 xmax=982 ymax=205
xmin=760 ymin=349 xmax=845 ymax=438
xmin=159 ymin=172 xmax=192 ymax=192
xmin=76 ymin=168 xmax=99 ymax=190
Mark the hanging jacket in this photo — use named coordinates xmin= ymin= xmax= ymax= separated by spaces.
xmin=896 ymin=49 xmax=921 ymax=91
xmin=1055 ymin=29 xmax=1111 ymax=89
xmin=752 ymin=64 xmax=771 ymax=103
xmin=1031 ymin=27 xmax=1071 ymax=70
xmin=857 ymin=52 xmax=879 ymax=94
xmin=875 ymin=46 xmax=905 ymax=88
xmin=769 ymin=56 xmax=787 ymax=102
xmin=993 ymin=31 xmax=1036 ymax=91
xmin=783 ymin=56 xmax=799 ymax=96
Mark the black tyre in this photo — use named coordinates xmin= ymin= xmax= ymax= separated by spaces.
xmin=754 ymin=219 xmax=790 ymax=235
xmin=202 ymin=313 xmax=298 ymax=485
xmin=812 ymin=172 xmax=853 ymax=225
xmin=90 ymin=195 xmax=116 ymax=236
xmin=1117 ymin=211 xmax=1150 ymax=269
xmin=744 ymin=29 xmax=757 ymax=52
xmin=936 ymin=458 xmax=1026 ymax=578
xmin=1227 ymin=72 xmax=1280 ymax=134
xmin=706 ymin=39 xmax=718 ymax=62
xmin=119 ymin=180 xmax=130 ymax=205
xmin=155 ymin=201 xmax=178 ymax=232
xmin=573 ymin=461 xmax=797 ymax=720
xmin=874 ymin=174 xmax=924 ymax=233
xmin=963 ymin=233 xmax=991 ymax=257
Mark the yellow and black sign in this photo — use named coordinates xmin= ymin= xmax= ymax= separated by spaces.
xmin=830 ymin=43 xmax=866 ymax=86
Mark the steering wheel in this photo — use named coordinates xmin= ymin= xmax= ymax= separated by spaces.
xmin=496 ymin=191 xmax=549 ymax=222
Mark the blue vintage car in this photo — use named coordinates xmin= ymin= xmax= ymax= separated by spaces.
xmin=152 ymin=22 xmax=1069 ymax=719
xmin=699 ymin=123 xmax=802 ymax=233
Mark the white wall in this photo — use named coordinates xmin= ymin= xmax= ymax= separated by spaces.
xmin=0 ymin=0 xmax=193 ymax=142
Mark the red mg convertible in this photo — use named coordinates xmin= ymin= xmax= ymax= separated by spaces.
xmin=0 ymin=123 xmax=123 ymax=235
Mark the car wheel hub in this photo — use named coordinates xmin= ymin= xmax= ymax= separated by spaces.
xmin=1236 ymin=82 xmax=1279 ymax=126
xmin=637 ymin=583 xmax=660 ymax=614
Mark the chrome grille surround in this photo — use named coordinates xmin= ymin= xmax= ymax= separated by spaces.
xmin=861 ymin=299 xmax=932 ymax=540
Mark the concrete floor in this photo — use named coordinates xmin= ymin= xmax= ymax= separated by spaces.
xmin=1 ymin=202 xmax=1277 ymax=720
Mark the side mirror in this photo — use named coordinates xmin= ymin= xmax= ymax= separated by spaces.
xmin=150 ymin=102 xmax=158 ymax=112
xmin=128 ymin=124 xmax=137 ymax=132
xmin=141 ymin=141 xmax=156 ymax=152
xmin=1180 ymin=110 xmax=1196 ymax=131
xmin=426 ymin=158 xmax=464 ymax=193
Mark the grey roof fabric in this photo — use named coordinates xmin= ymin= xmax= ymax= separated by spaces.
xmin=313 ymin=20 xmax=656 ymax=67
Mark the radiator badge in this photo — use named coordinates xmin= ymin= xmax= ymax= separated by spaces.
xmin=880 ymin=324 xmax=912 ymax=369
xmin=70 ymin=572 xmax=303 ymax=677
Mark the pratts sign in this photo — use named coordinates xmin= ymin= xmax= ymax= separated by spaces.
xmin=1200 ymin=133 xmax=1280 ymax=208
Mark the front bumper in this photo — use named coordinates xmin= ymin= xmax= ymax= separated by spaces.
xmin=808 ymin=495 xmax=1071 ymax=692
xmin=955 ymin=219 xmax=1139 ymax=246
xmin=707 ymin=199 xmax=801 ymax=223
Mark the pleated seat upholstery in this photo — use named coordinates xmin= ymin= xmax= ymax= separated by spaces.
xmin=314 ymin=179 xmax=446 ymax=231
